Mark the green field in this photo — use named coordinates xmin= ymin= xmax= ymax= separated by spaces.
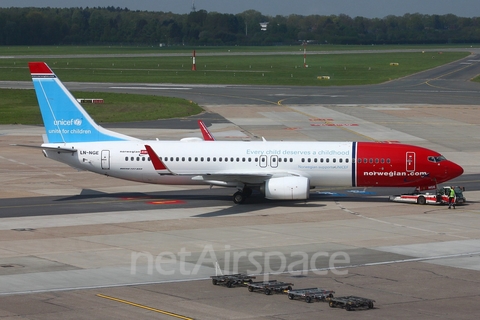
xmin=0 ymin=45 xmax=475 ymax=124
xmin=0 ymin=89 xmax=202 ymax=125
xmin=0 ymin=50 xmax=469 ymax=86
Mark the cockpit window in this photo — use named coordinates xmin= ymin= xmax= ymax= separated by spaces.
xmin=428 ymin=155 xmax=446 ymax=163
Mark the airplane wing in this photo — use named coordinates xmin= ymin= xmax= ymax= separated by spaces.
xmin=145 ymin=145 xmax=297 ymax=184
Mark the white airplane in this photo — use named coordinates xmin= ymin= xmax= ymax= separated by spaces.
xmin=29 ymin=62 xmax=463 ymax=204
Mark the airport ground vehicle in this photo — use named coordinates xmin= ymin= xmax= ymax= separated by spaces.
xmin=328 ymin=296 xmax=375 ymax=311
xmin=247 ymin=280 xmax=293 ymax=295
xmin=389 ymin=186 xmax=466 ymax=205
xmin=210 ymin=274 xmax=255 ymax=287
xmin=287 ymin=287 xmax=335 ymax=303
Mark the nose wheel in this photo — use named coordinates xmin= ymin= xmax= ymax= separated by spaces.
xmin=233 ymin=187 xmax=252 ymax=204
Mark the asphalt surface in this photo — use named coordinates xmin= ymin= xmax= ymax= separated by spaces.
xmin=1 ymin=49 xmax=480 ymax=319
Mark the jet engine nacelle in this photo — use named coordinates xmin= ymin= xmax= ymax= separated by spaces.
xmin=263 ymin=176 xmax=310 ymax=200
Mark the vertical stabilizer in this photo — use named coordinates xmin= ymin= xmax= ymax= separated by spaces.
xmin=29 ymin=62 xmax=136 ymax=143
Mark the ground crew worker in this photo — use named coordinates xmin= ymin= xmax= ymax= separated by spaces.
xmin=448 ymin=187 xmax=456 ymax=209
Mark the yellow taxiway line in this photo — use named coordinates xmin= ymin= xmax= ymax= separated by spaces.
xmin=97 ymin=294 xmax=194 ymax=320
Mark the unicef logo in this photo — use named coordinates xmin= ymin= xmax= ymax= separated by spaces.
xmin=53 ymin=118 xmax=83 ymax=126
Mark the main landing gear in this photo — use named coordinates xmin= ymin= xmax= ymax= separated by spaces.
xmin=233 ymin=187 xmax=253 ymax=204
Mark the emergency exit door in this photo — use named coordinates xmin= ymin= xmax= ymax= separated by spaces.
xmin=406 ymin=152 xmax=415 ymax=172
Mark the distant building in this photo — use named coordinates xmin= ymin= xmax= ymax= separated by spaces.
xmin=259 ymin=22 xmax=269 ymax=31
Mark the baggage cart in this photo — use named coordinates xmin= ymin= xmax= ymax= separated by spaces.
xmin=247 ymin=280 xmax=293 ymax=295
xmin=328 ymin=296 xmax=375 ymax=311
xmin=287 ymin=287 xmax=335 ymax=303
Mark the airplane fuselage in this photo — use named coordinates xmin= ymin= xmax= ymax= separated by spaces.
xmin=43 ymin=140 xmax=457 ymax=189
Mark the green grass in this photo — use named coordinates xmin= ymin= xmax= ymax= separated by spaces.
xmin=0 ymin=89 xmax=203 ymax=125
xmin=0 ymin=45 xmax=473 ymax=125
xmin=0 ymin=51 xmax=469 ymax=86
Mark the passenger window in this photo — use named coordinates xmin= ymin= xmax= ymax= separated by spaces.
xmin=386 ymin=158 xmax=391 ymax=164
xmin=333 ymin=158 xmax=336 ymax=163
xmin=125 ymin=157 xmax=128 ymax=161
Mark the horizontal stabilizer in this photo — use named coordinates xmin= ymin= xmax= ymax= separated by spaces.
xmin=11 ymin=144 xmax=77 ymax=153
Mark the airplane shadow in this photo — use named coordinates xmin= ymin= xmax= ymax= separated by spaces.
xmin=53 ymin=188 xmax=397 ymax=218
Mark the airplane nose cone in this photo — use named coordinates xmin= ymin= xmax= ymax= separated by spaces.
xmin=448 ymin=161 xmax=464 ymax=180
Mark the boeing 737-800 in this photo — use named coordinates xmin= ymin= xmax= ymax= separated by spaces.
xmin=28 ymin=62 xmax=463 ymax=204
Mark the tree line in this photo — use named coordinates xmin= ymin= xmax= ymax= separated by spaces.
xmin=0 ymin=7 xmax=479 ymax=46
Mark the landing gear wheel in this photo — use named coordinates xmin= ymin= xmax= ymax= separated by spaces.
xmin=233 ymin=191 xmax=245 ymax=204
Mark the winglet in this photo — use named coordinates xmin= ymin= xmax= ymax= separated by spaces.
xmin=29 ymin=62 xmax=55 ymax=77
xmin=145 ymin=145 xmax=169 ymax=171
xmin=197 ymin=120 xmax=215 ymax=141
